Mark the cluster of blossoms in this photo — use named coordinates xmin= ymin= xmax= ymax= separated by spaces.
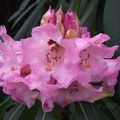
xmin=0 ymin=8 xmax=120 ymax=112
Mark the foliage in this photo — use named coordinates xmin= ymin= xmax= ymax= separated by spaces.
xmin=0 ymin=0 xmax=120 ymax=120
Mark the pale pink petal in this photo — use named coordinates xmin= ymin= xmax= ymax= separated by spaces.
xmin=32 ymin=23 xmax=62 ymax=44
xmin=90 ymin=33 xmax=110 ymax=44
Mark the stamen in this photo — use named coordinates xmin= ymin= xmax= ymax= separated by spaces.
xmin=31 ymin=92 xmax=39 ymax=101
xmin=64 ymin=91 xmax=70 ymax=104
xmin=84 ymin=63 xmax=91 ymax=68
xmin=46 ymin=64 xmax=52 ymax=71
xmin=11 ymin=66 xmax=17 ymax=71
xmin=45 ymin=44 xmax=63 ymax=68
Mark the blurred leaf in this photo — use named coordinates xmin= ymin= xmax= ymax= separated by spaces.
xmin=0 ymin=97 xmax=12 ymax=120
xmin=102 ymin=99 xmax=120 ymax=120
xmin=41 ymin=112 xmax=52 ymax=120
xmin=79 ymin=102 xmax=99 ymax=120
xmin=52 ymin=105 xmax=62 ymax=120
xmin=3 ymin=104 xmax=21 ymax=120
xmin=69 ymin=102 xmax=111 ymax=120
xmin=7 ymin=104 xmax=24 ymax=120
xmin=95 ymin=0 xmax=106 ymax=33
xmin=79 ymin=0 xmax=90 ymax=19
xmin=74 ymin=102 xmax=88 ymax=120
xmin=95 ymin=98 xmax=120 ymax=120
xmin=80 ymin=0 xmax=99 ymax=31
xmin=104 ymin=0 xmax=120 ymax=46
xmin=90 ymin=103 xmax=109 ymax=120
xmin=14 ymin=0 xmax=47 ymax=40
xmin=55 ymin=0 xmax=71 ymax=12
xmin=69 ymin=104 xmax=76 ymax=120
xmin=9 ymin=0 xmax=30 ymax=21
xmin=79 ymin=102 xmax=89 ymax=120
xmin=12 ymin=1 xmax=38 ymax=28
xmin=19 ymin=100 xmax=40 ymax=120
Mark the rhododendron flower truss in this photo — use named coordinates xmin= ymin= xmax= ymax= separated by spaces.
xmin=0 ymin=8 xmax=120 ymax=112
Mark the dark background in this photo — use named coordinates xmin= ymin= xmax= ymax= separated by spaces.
xmin=0 ymin=0 xmax=18 ymax=29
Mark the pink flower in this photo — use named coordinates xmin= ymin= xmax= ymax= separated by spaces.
xmin=0 ymin=8 xmax=120 ymax=113
xmin=28 ymin=23 xmax=120 ymax=111
xmin=0 ymin=27 xmax=38 ymax=107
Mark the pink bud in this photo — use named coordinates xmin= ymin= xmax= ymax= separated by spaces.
xmin=63 ymin=12 xmax=80 ymax=34
xmin=49 ymin=9 xmax=56 ymax=24
xmin=41 ymin=8 xmax=56 ymax=25
xmin=56 ymin=8 xmax=65 ymax=36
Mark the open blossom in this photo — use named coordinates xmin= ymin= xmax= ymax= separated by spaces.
xmin=0 ymin=8 xmax=120 ymax=112
xmin=0 ymin=26 xmax=38 ymax=107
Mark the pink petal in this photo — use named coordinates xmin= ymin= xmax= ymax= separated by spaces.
xmin=32 ymin=23 xmax=62 ymax=44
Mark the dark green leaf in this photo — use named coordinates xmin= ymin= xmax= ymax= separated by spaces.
xmin=9 ymin=0 xmax=30 ymax=21
xmin=18 ymin=100 xmax=40 ymax=120
xmin=7 ymin=104 xmax=24 ymax=120
xmin=0 ymin=98 xmax=13 ymax=120
xmin=12 ymin=1 xmax=38 ymax=28
xmin=104 ymin=0 xmax=120 ymax=46
xmin=80 ymin=0 xmax=99 ymax=31
xmin=69 ymin=103 xmax=76 ymax=120
xmin=52 ymin=105 xmax=61 ymax=120
xmin=103 ymin=99 xmax=120 ymax=120
xmin=14 ymin=0 xmax=47 ymax=40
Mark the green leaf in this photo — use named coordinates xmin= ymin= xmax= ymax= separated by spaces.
xmin=14 ymin=0 xmax=47 ymax=40
xmin=104 ymin=0 xmax=120 ymax=46
xmin=71 ymin=102 xmax=110 ymax=120
xmin=102 ymin=99 xmax=120 ymax=120
xmin=52 ymin=105 xmax=61 ymax=120
xmin=79 ymin=0 xmax=90 ymax=19
xmin=80 ymin=0 xmax=99 ymax=30
xmin=0 ymin=97 xmax=13 ymax=120
xmin=55 ymin=0 xmax=71 ymax=12
xmin=12 ymin=1 xmax=38 ymax=28
xmin=79 ymin=102 xmax=89 ymax=120
xmin=73 ymin=102 xmax=87 ymax=120
xmin=18 ymin=100 xmax=40 ymax=120
xmin=9 ymin=0 xmax=30 ymax=21
xmin=90 ymin=103 xmax=109 ymax=120
xmin=95 ymin=0 xmax=106 ymax=33
xmin=6 ymin=104 xmax=24 ymax=120
xmin=69 ymin=104 xmax=76 ymax=120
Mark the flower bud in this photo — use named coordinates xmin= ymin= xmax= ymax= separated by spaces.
xmin=63 ymin=12 xmax=80 ymax=34
xmin=41 ymin=8 xmax=56 ymax=25
xmin=56 ymin=8 xmax=65 ymax=36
